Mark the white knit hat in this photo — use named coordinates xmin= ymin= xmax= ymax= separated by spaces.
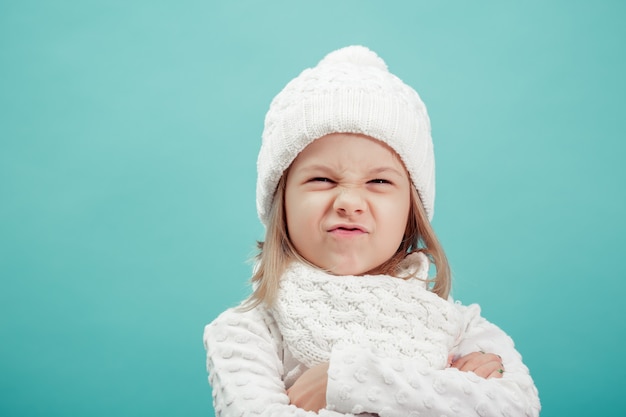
xmin=256 ymin=45 xmax=435 ymax=225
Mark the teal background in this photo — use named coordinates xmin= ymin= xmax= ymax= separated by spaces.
xmin=1 ymin=1 xmax=624 ymax=416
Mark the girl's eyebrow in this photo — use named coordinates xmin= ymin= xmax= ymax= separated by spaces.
xmin=368 ymin=166 xmax=405 ymax=177
xmin=297 ymin=164 xmax=333 ymax=173
xmin=297 ymin=164 xmax=405 ymax=177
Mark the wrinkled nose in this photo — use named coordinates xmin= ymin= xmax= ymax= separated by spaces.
xmin=333 ymin=188 xmax=365 ymax=216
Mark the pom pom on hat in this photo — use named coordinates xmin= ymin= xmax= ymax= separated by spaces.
xmin=318 ymin=45 xmax=388 ymax=71
xmin=256 ymin=45 xmax=435 ymax=225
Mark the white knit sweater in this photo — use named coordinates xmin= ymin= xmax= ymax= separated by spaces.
xmin=204 ymin=258 xmax=541 ymax=417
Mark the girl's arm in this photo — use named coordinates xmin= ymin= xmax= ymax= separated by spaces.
xmin=325 ymin=303 xmax=541 ymax=417
xmin=204 ymin=306 xmax=364 ymax=417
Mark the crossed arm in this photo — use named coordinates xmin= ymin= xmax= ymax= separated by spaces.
xmin=288 ymin=351 xmax=505 ymax=412
xmin=205 ymin=303 xmax=540 ymax=417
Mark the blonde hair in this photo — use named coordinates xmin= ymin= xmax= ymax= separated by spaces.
xmin=242 ymin=174 xmax=451 ymax=310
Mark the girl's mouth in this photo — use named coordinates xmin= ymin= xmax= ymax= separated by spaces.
xmin=328 ymin=225 xmax=368 ymax=236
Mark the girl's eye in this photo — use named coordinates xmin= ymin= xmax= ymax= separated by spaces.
xmin=369 ymin=179 xmax=391 ymax=184
xmin=310 ymin=177 xmax=334 ymax=183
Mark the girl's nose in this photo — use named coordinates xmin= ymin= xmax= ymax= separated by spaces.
xmin=333 ymin=188 xmax=366 ymax=216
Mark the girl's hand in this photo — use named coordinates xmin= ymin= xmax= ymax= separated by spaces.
xmin=287 ymin=353 xmax=503 ymax=412
xmin=450 ymin=351 xmax=505 ymax=379
xmin=286 ymin=362 xmax=329 ymax=412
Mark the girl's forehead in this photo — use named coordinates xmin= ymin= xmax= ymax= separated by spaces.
xmin=297 ymin=133 xmax=403 ymax=163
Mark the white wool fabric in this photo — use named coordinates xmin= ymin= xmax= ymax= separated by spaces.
xmin=271 ymin=253 xmax=462 ymax=369
xmin=204 ymin=279 xmax=543 ymax=417
xmin=256 ymin=45 xmax=436 ymax=225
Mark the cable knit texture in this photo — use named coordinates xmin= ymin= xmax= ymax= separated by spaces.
xmin=272 ymin=253 xmax=461 ymax=369
xmin=204 ymin=258 xmax=541 ymax=417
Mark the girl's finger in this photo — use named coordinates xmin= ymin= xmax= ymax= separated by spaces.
xmin=451 ymin=351 xmax=481 ymax=370
xmin=473 ymin=360 xmax=505 ymax=378
xmin=486 ymin=366 xmax=505 ymax=379
xmin=451 ymin=352 xmax=505 ymax=378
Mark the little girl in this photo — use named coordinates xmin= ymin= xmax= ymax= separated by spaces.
xmin=204 ymin=45 xmax=541 ymax=417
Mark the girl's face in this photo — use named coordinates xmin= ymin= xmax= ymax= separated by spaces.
xmin=285 ymin=133 xmax=411 ymax=275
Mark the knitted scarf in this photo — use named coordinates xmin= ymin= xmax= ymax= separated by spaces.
xmin=271 ymin=253 xmax=463 ymax=369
